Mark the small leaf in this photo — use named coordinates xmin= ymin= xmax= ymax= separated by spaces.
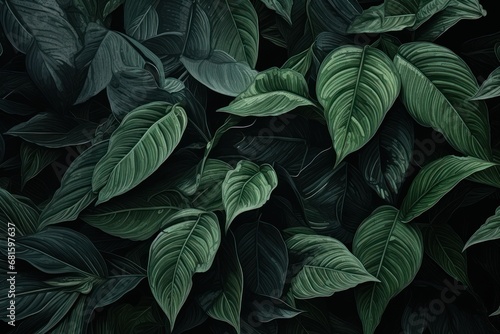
xmin=246 ymin=294 xmax=303 ymax=323
xmin=399 ymin=156 xmax=496 ymax=223
xmin=222 ymin=161 xmax=278 ymax=231
xmin=148 ymin=209 xmax=221 ymax=330
xmin=260 ymin=0 xmax=293 ymax=24
xmin=20 ymin=142 xmax=62 ymax=188
xmin=124 ymin=0 xmax=159 ymax=41
xmin=464 ymin=206 xmax=500 ymax=249
xmin=287 ymin=233 xmax=378 ymax=299
xmin=281 ymin=46 xmax=313 ymax=77
xmin=0 ymin=188 xmax=39 ymax=236
xmin=470 ymin=66 xmax=500 ymax=100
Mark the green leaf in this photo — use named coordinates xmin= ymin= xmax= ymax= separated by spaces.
xmin=421 ymin=224 xmax=470 ymax=285
xmin=148 ymin=209 xmax=221 ymax=330
xmin=3 ymin=227 xmax=108 ymax=276
xmin=20 ymin=142 xmax=62 ymax=188
xmin=287 ymin=233 xmax=378 ymax=299
xmin=82 ymin=191 xmax=188 ymax=241
xmin=317 ymin=45 xmax=400 ymax=166
xmin=124 ymin=0 xmax=158 ymax=41
xmin=190 ymin=159 xmax=232 ymax=211
xmin=39 ymin=141 xmax=108 ymax=229
xmin=307 ymin=0 xmax=362 ymax=37
xmin=202 ymin=232 xmax=243 ymax=332
xmin=260 ymin=0 xmax=293 ymax=24
xmin=491 ymin=306 xmax=500 ymax=317
xmin=246 ymin=294 xmax=303 ymax=323
xmin=6 ymin=113 xmax=97 ymax=148
xmin=464 ymin=206 xmax=500 ymax=249
xmin=92 ymin=102 xmax=188 ymax=204
xmin=394 ymin=42 xmax=492 ymax=160
xmin=384 ymin=0 xmax=451 ymax=28
xmin=281 ymin=47 xmax=313 ymax=77
xmin=399 ymin=156 xmax=496 ymax=223
xmin=470 ymin=66 xmax=500 ymax=100
xmin=371 ymin=33 xmax=401 ymax=59
xmin=359 ymin=107 xmax=414 ymax=203
xmin=180 ymin=50 xmax=258 ymax=97
xmin=0 ymin=188 xmax=39 ymax=236
xmin=348 ymin=4 xmax=416 ymax=34
xmin=353 ymin=206 xmax=423 ymax=334
xmin=235 ymin=221 xmax=288 ymax=298
xmin=218 ymin=68 xmax=314 ymax=117
xmin=468 ymin=150 xmax=500 ymax=188
xmin=222 ymin=160 xmax=278 ymax=231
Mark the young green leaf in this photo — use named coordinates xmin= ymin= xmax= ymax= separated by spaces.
xmin=464 ymin=207 xmax=500 ymax=250
xmin=222 ymin=161 xmax=278 ymax=231
xmin=317 ymin=45 xmax=400 ymax=166
xmin=147 ymin=209 xmax=221 ymax=331
xmin=92 ymin=102 xmax=188 ymax=204
xmin=399 ymin=156 xmax=496 ymax=223
xmin=353 ymin=206 xmax=423 ymax=334
xmin=470 ymin=67 xmax=500 ymax=100
xmin=287 ymin=233 xmax=379 ymax=299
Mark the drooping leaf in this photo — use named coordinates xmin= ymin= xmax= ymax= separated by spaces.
xmin=348 ymin=4 xmax=416 ymax=34
xmin=464 ymin=206 xmax=500 ymax=249
xmin=0 ymin=188 xmax=39 ymax=236
xmin=317 ymin=45 xmax=401 ymax=166
xmin=399 ymin=156 xmax=496 ymax=223
xmin=359 ymin=107 xmax=414 ymax=203
xmin=222 ymin=160 xmax=278 ymax=231
xmin=20 ymin=142 xmax=62 ymax=188
xmin=148 ymin=209 xmax=221 ymax=330
xmin=235 ymin=221 xmax=288 ymax=298
xmin=92 ymin=102 xmax=188 ymax=204
xmin=218 ymin=68 xmax=314 ymax=117
xmin=39 ymin=141 xmax=108 ymax=229
xmin=287 ymin=233 xmax=378 ymax=299
xmin=353 ymin=206 xmax=423 ymax=334
xmin=394 ymin=42 xmax=492 ymax=160
xmin=245 ymin=294 xmax=303 ymax=323
xmin=421 ymin=224 xmax=470 ymax=285
xmin=260 ymin=0 xmax=292 ymax=24
xmin=470 ymin=66 xmax=500 ymax=101
xmin=6 ymin=113 xmax=97 ymax=148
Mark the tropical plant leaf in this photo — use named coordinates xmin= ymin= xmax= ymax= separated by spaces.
xmin=147 ymin=209 xmax=221 ymax=331
xmin=190 ymin=159 xmax=232 ymax=211
xmin=464 ymin=206 xmax=500 ymax=249
xmin=384 ymin=0 xmax=451 ymax=28
xmin=287 ymin=233 xmax=378 ymax=299
xmin=39 ymin=141 xmax=108 ymax=228
xmin=0 ymin=188 xmax=39 ymax=236
xmin=317 ymin=45 xmax=400 ymax=166
xmin=260 ymin=0 xmax=292 ymax=25
xmin=353 ymin=205 xmax=423 ymax=334
xmin=20 ymin=142 xmax=62 ymax=188
xmin=394 ymin=42 xmax=492 ymax=160
xmin=470 ymin=66 xmax=500 ymax=100
xmin=281 ymin=46 xmax=313 ymax=77
xmin=307 ymin=0 xmax=362 ymax=37
xmin=92 ymin=102 xmax=188 ymax=204
xmin=371 ymin=33 xmax=401 ymax=59
xmin=124 ymin=0 xmax=159 ymax=41
xmin=245 ymin=294 xmax=303 ymax=323
xmin=222 ymin=160 xmax=278 ymax=231
xmin=399 ymin=156 xmax=496 ymax=223
xmin=348 ymin=4 xmax=416 ymax=34
xmin=235 ymin=221 xmax=288 ymax=298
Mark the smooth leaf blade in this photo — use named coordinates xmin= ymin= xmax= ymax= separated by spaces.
xmin=464 ymin=207 xmax=500 ymax=249
xmin=470 ymin=66 xmax=500 ymax=100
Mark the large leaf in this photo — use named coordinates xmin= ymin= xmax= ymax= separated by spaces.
xmin=218 ymin=68 xmax=314 ymax=117
xmin=353 ymin=206 xmax=423 ymax=334
xmin=399 ymin=156 xmax=496 ymax=223
xmin=81 ymin=191 xmax=188 ymax=241
xmin=148 ymin=209 xmax=221 ymax=330
xmin=235 ymin=221 xmax=288 ymax=298
xmin=20 ymin=142 xmax=62 ymax=188
xmin=394 ymin=42 xmax=492 ymax=160
xmin=39 ymin=141 xmax=108 ymax=229
xmin=359 ymin=107 xmax=414 ymax=203
xmin=6 ymin=113 xmax=97 ymax=148
xmin=384 ymin=0 xmax=451 ymax=28
xmin=421 ymin=224 xmax=470 ymax=285
xmin=464 ymin=206 xmax=500 ymax=249
xmin=222 ymin=160 xmax=278 ymax=231
xmin=316 ymin=45 xmax=400 ymax=166
xmin=348 ymin=4 xmax=416 ymax=34
xmin=1 ymin=227 xmax=108 ymax=277
xmin=287 ymin=233 xmax=378 ymax=299
xmin=260 ymin=0 xmax=292 ymax=24
xmin=124 ymin=0 xmax=158 ymax=41
xmin=0 ymin=188 xmax=39 ymax=236
xmin=180 ymin=50 xmax=257 ymax=97
xmin=92 ymin=102 xmax=188 ymax=204
xmin=306 ymin=0 xmax=362 ymax=37
xmin=470 ymin=66 xmax=500 ymax=100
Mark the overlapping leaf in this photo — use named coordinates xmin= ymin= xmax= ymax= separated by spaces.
xmin=464 ymin=206 xmax=500 ymax=249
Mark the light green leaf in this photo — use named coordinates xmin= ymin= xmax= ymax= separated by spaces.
xmin=218 ymin=68 xmax=314 ymax=117
xmin=394 ymin=42 xmax=492 ymax=160
xmin=261 ymin=0 xmax=293 ymax=24
xmin=235 ymin=221 xmax=288 ymax=298
xmin=202 ymin=232 xmax=243 ymax=332
xmin=468 ymin=150 xmax=500 ymax=188
xmin=148 ymin=209 xmax=221 ymax=330
xmin=82 ymin=191 xmax=187 ymax=241
xmin=0 ymin=188 xmax=39 ymax=236
xmin=353 ymin=206 xmax=423 ymax=334
xmin=317 ymin=45 xmax=400 ymax=166
xmin=20 ymin=142 xmax=62 ymax=188
xmin=399 ymin=156 xmax=496 ymax=223
xmin=124 ymin=0 xmax=158 ymax=41
xmin=421 ymin=224 xmax=470 ymax=285
xmin=222 ymin=161 xmax=278 ymax=231
xmin=464 ymin=207 xmax=500 ymax=249
xmin=384 ymin=0 xmax=451 ymax=28
xmin=348 ymin=4 xmax=416 ymax=34
xmin=470 ymin=67 xmax=500 ymax=100
xmin=39 ymin=141 xmax=108 ymax=229
xmin=92 ymin=102 xmax=188 ymax=204
xmin=181 ymin=50 xmax=258 ymax=97
xmin=287 ymin=233 xmax=379 ymax=299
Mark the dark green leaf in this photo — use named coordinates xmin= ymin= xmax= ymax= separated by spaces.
xmin=20 ymin=142 xmax=62 ymax=188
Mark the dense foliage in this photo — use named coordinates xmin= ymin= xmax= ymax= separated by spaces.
xmin=1 ymin=0 xmax=500 ymax=333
